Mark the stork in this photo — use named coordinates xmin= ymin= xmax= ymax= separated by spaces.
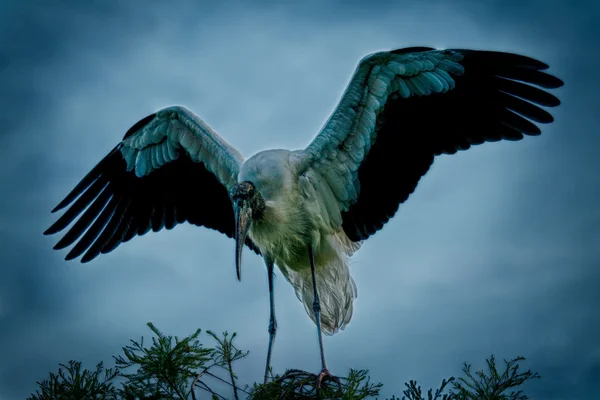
xmin=45 ymin=47 xmax=563 ymax=386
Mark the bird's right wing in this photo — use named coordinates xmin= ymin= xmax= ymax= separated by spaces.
xmin=45 ymin=105 xmax=260 ymax=262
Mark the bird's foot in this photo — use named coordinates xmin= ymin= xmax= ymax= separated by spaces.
xmin=316 ymin=368 xmax=342 ymax=392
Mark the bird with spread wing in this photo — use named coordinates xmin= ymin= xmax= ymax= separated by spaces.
xmin=45 ymin=47 xmax=563 ymax=387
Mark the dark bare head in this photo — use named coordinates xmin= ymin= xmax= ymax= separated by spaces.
xmin=230 ymin=181 xmax=265 ymax=281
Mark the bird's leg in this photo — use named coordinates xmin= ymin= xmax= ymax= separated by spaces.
xmin=263 ymin=256 xmax=277 ymax=385
xmin=308 ymin=246 xmax=341 ymax=391
xmin=309 ymin=246 xmax=327 ymax=370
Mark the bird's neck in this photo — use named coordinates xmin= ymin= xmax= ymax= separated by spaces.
xmin=249 ymin=196 xmax=312 ymax=264
xmin=253 ymin=194 xmax=304 ymax=229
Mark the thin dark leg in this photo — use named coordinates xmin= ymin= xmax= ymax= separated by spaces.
xmin=264 ymin=257 xmax=277 ymax=385
xmin=309 ymin=246 xmax=341 ymax=392
xmin=309 ymin=245 xmax=327 ymax=370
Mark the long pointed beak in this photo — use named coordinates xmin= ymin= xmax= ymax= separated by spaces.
xmin=234 ymin=200 xmax=252 ymax=281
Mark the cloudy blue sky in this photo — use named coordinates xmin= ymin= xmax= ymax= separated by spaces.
xmin=0 ymin=0 xmax=598 ymax=398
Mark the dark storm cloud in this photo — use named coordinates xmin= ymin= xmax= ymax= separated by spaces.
xmin=0 ymin=0 xmax=598 ymax=399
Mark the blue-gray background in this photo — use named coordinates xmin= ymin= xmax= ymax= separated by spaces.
xmin=0 ymin=0 xmax=598 ymax=399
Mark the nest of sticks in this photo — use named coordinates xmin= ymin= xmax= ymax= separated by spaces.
xmin=251 ymin=369 xmax=343 ymax=400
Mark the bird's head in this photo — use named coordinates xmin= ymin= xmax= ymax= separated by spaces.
xmin=229 ymin=181 xmax=265 ymax=281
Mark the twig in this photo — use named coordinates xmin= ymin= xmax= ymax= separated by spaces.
xmin=162 ymin=372 xmax=186 ymax=400
xmin=227 ymin=358 xmax=239 ymax=400
xmin=205 ymin=371 xmax=251 ymax=395
xmin=191 ymin=362 xmax=219 ymax=400
xmin=194 ymin=379 xmax=227 ymax=400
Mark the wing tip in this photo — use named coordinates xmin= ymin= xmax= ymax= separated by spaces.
xmin=547 ymin=75 xmax=565 ymax=89
xmin=545 ymin=94 xmax=562 ymax=107
xmin=53 ymin=241 xmax=69 ymax=251
xmin=452 ymin=48 xmax=565 ymax=90
xmin=51 ymin=201 xmax=68 ymax=214
xmin=64 ymin=247 xmax=82 ymax=261
xmin=80 ymin=253 xmax=95 ymax=263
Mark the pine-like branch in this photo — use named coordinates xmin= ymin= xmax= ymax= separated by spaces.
xmin=28 ymin=325 xmax=542 ymax=400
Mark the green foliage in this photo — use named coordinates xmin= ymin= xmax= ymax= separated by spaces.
xmin=113 ymin=322 xmax=247 ymax=400
xmin=27 ymin=360 xmax=119 ymax=400
xmin=205 ymin=330 xmax=249 ymax=400
xmin=397 ymin=377 xmax=455 ymax=400
xmin=390 ymin=355 xmax=540 ymax=400
xmin=450 ymin=355 xmax=540 ymax=400
xmin=29 ymin=324 xmax=541 ymax=400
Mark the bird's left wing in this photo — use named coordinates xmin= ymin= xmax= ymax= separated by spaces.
xmin=45 ymin=105 xmax=260 ymax=262
xmin=296 ymin=47 xmax=563 ymax=242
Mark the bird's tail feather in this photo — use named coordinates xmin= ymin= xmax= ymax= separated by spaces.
xmin=279 ymin=253 xmax=357 ymax=335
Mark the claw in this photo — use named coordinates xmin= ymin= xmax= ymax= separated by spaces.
xmin=316 ymin=368 xmax=342 ymax=393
